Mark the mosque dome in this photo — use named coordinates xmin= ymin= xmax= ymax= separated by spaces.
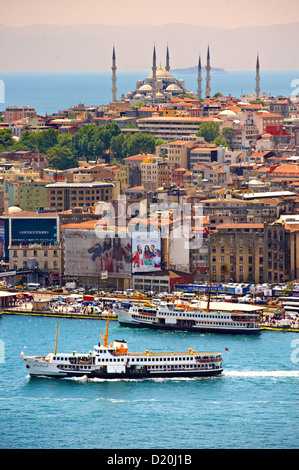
xmin=147 ymin=67 xmax=174 ymax=80
xmin=134 ymin=93 xmax=143 ymax=100
xmin=8 ymin=206 xmax=22 ymax=214
xmin=156 ymin=92 xmax=165 ymax=99
xmin=218 ymin=110 xmax=238 ymax=120
xmin=166 ymin=83 xmax=183 ymax=92
xmin=138 ymin=84 xmax=153 ymax=92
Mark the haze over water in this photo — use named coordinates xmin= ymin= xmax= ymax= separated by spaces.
xmin=1 ymin=69 xmax=298 ymax=115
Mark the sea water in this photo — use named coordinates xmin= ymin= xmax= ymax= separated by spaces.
xmin=0 ymin=315 xmax=298 ymax=449
xmin=0 ymin=70 xmax=299 ymax=115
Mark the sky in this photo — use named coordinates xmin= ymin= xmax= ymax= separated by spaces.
xmin=1 ymin=0 xmax=299 ymax=28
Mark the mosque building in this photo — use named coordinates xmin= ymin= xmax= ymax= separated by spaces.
xmin=111 ymin=45 xmax=260 ymax=104
xmin=115 ymin=45 xmax=199 ymax=104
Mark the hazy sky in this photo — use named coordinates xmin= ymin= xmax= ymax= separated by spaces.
xmin=1 ymin=0 xmax=299 ymax=28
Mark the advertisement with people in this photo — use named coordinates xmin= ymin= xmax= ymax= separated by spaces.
xmin=132 ymin=232 xmax=161 ymax=274
xmin=65 ymin=229 xmax=132 ymax=278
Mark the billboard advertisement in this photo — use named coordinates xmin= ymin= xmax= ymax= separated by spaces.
xmin=11 ymin=218 xmax=58 ymax=245
xmin=132 ymin=232 xmax=161 ymax=274
xmin=65 ymin=229 xmax=132 ymax=279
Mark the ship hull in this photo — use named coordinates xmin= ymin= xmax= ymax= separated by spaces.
xmin=27 ymin=368 xmax=223 ymax=379
xmin=118 ymin=319 xmax=261 ymax=334
xmin=23 ymin=358 xmax=222 ymax=379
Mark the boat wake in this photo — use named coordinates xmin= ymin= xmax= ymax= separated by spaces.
xmin=224 ymin=370 xmax=299 ymax=378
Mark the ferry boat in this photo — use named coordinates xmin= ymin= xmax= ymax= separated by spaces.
xmin=20 ymin=317 xmax=223 ymax=379
xmin=115 ymin=299 xmax=263 ymax=334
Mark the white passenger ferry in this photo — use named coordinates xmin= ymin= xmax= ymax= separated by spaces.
xmin=20 ymin=319 xmax=223 ymax=379
xmin=115 ymin=300 xmax=262 ymax=334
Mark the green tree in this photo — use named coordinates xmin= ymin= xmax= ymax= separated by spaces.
xmin=47 ymin=145 xmax=78 ymax=170
xmin=131 ymin=101 xmax=144 ymax=108
xmin=127 ymin=132 xmax=156 ymax=156
xmin=213 ymin=92 xmax=223 ymax=98
xmin=221 ymin=127 xmax=235 ymax=149
xmin=0 ymin=129 xmax=14 ymax=148
xmin=196 ymin=122 xmax=220 ymax=143
xmin=214 ymin=136 xmax=227 ymax=147
xmin=37 ymin=128 xmax=59 ymax=153
xmin=110 ymin=133 xmax=125 ymax=160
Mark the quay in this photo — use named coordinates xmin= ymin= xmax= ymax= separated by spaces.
xmin=2 ymin=306 xmax=299 ymax=332
xmin=0 ymin=289 xmax=298 ymax=332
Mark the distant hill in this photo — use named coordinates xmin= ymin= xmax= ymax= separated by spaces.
xmin=0 ymin=22 xmax=298 ymax=71
xmin=172 ymin=66 xmax=226 ymax=74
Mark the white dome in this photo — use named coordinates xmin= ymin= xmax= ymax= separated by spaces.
xmin=166 ymin=84 xmax=183 ymax=92
xmin=138 ymin=84 xmax=153 ymax=91
xmin=147 ymin=67 xmax=174 ymax=80
xmin=218 ymin=110 xmax=238 ymax=120
xmin=8 ymin=206 xmax=22 ymax=214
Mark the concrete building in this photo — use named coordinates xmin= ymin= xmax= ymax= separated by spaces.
xmin=209 ymin=223 xmax=290 ymax=284
xmin=46 ymin=181 xmax=114 ymax=211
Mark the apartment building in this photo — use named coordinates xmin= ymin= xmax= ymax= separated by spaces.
xmin=209 ymin=223 xmax=290 ymax=284
xmin=167 ymin=140 xmax=198 ymax=169
xmin=140 ymin=159 xmax=158 ymax=191
xmin=137 ymin=115 xmax=208 ymax=141
xmin=46 ymin=181 xmax=114 ymax=211
xmin=3 ymin=106 xmax=37 ymax=125
xmin=190 ymin=145 xmax=217 ymax=167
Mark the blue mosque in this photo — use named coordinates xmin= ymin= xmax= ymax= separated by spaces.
xmin=111 ymin=45 xmax=212 ymax=104
xmin=111 ymin=45 xmax=260 ymax=104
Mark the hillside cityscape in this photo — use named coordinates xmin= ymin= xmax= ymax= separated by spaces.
xmin=0 ymin=45 xmax=298 ymax=296
xmin=1 ymin=0 xmax=299 ymax=450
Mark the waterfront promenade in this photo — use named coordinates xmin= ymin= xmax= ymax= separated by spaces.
xmin=3 ymin=293 xmax=299 ymax=332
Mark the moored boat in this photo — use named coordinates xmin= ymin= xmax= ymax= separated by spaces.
xmin=115 ymin=300 xmax=262 ymax=334
xmin=20 ymin=315 xmax=223 ymax=379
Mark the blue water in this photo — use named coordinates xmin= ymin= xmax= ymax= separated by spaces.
xmin=0 ymin=70 xmax=299 ymax=115
xmin=0 ymin=315 xmax=298 ymax=449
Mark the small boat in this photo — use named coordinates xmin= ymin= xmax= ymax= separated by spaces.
xmin=20 ymin=311 xmax=223 ymax=380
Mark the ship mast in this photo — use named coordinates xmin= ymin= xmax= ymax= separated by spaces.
xmin=101 ymin=307 xmax=111 ymax=347
xmin=54 ymin=323 xmax=59 ymax=355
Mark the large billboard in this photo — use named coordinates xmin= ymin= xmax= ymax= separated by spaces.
xmin=65 ymin=229 xmax=132 ymax=279
xmin=132 ymin=232 xmax=161 ymax=274
xmin=11 ymin=218 xmax=58 ymax=245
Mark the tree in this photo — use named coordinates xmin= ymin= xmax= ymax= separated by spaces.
xmin=222 ymin=127 xmax=235 ymax=149
xmin=37 ymin=128 xmax=59 ymax=153
xmin=214 ymin=136 xmax=227 ymax=147
xmin=19 ymin=131 xmax=38 ymax=151
xmin=196 ymin=122 xmax=220 ymax=143
xmin=0 ymin=129 xmax=14 ymax=148
xmin=47 ymin=145 xmax=78 ymax=170
xmin=127 ymin=132 xmax=156 ymax=156
xmin=110 ymin=133 xmax=125 ymax=160
xmin=213 ymin=92 xmax=223 ymax=98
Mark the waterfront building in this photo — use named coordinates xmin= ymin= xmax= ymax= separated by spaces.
xmin=209 ymin=223 xmax=290 ymax=284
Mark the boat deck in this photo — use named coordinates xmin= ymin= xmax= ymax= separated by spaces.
xmin=127 ymin=351 xmax=221 ymax=357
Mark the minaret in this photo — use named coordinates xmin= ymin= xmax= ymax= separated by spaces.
xmin=152 ymin=45 xmax=157 ymax=99
xmin=111 ymin=45 xmax=117 ymax=102
xmin=255 ymin=53 xmax=260 ymax=100
xmin=205 ymin=45 xmax=211 ymax=99
xmin=3 ymin=182 xmax=9 ymax=214
xmin=197 ymin=54 xmax=202 ymax=99
xmin=165 ymin=44 xmax=170 ymax=72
